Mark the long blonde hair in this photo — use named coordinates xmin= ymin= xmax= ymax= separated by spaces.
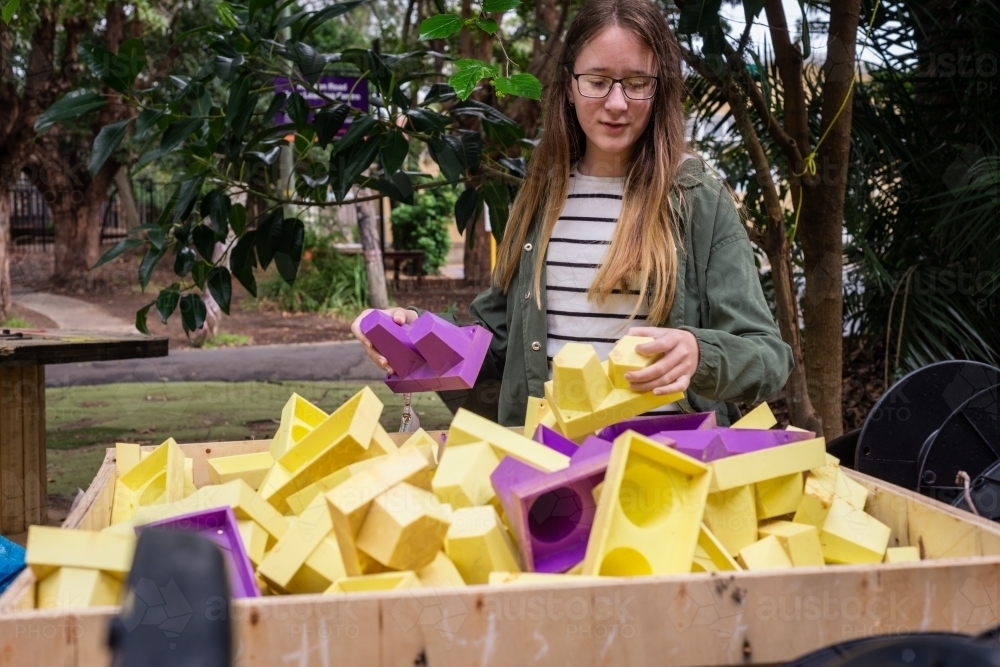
xmin=492 ymin=0 xmax=687 ymax=324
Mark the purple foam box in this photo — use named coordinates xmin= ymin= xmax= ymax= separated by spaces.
xmin=491 ymin=450 xmax=611 ymax=573
xmin=596 ymin=411 xmax=717 ymax=442
xmin=532 ymin=425 xmax=579 ymax=457
xmin=360 ymin=311 xmax=492 ymax=393
xmin=655 ymin=427 xmax=816 ymax=463
xmin=138 ymin=507 xmax=260 ymax=598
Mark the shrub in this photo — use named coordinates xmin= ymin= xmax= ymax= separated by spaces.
xmin=389 ymin=187 xmax=456 ymax=275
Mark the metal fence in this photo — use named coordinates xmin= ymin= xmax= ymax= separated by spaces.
xmin=8 ymin=173 xmax=166 ymax=250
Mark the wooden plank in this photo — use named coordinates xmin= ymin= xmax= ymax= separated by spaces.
xmin=0 ymin=366 xmax=25 ymax=534
xmin=0 ymin=329 xmax=168 ymax=367
xmin=20 ymin=364 xmax=44 ymax=526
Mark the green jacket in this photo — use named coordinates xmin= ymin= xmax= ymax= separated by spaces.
xmin=437 ymin=158 xmax=794 ymax=427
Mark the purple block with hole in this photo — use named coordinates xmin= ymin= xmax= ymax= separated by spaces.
xmin=138 ymin=507 xmax=259 ymax=598
xmin=491 ymin=445 xmax=612 ymax=573
xmin=596 ymin=411 xmax=717 ymax=442
xmin=656 ymin=427 xmax=816 ymax=462
xmin=570 ymin=435 xmax=613 ymax=464
xmin=361 ymin=311 xmax=493 ymax=393
xmin=532 ymin=425 xmax=579 ymax=457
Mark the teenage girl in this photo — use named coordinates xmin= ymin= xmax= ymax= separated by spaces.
xmin=352 ymin=0 xmax=793 ymax=427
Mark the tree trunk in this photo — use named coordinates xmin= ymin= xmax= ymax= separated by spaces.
xmin=114 ymin=168 xmax=140 ymax=229
xmin=797 ymin=0 xmax=862 ymax=440
xmin=463 ymin=208 xmax=492 ymax=286
xmin=0 ymin=189 xmax=11 ymax=320
xmin=357 ymin=189 xmax=389 ymax=309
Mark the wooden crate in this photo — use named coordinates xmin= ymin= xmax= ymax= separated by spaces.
xmin=3 ymin=435 xmax=1000 ymax=667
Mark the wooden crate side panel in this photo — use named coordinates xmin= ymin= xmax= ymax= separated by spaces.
xmin=0 ymin=607 xmax=114 ymax=666
xmin=0 ymin=366 xmax=26 ymax=535
xmin=75 ymin=451 xmax=117 ymax=532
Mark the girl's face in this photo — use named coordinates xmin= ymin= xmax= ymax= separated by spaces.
xmin=567 ymin=25 xmax=656 ymax=175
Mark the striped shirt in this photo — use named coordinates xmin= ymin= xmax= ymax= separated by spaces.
xmin=545 ymin=162 xmax=678 ymax=413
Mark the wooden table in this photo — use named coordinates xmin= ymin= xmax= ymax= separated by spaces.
xmin=0 ymin=329 xmax=168 ymax=535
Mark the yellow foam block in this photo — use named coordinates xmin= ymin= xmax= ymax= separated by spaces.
xmin=37 ymin=567 xmax=122 ymax=609
xmin=544 ymin=351 xmax=684 ymax=440
xmin=703 ymin=485 xmax=758 ymax=557
xmin=432 ymin=441 xmax=501 ymax=508
xmin=808 ymin=465 xmax=868 ymax=511
xmin=115 ymin=443 xmax=141 ymax=477
xmin=592 ymin=481 xmax=604 ymax=504
xmin=786 ymin=425 xmax=812 ymax=433
xmin=327 ymin=449 xmax=432 ymax=576
xmin=709 ymin=437 xmax=827 ymax=492
xmin=731 ymin=402 xmax=777 ymax=429
xmin=523 ymin=396 xmax=549 ymax=438
xmin=445 ymin=506 xmax=521 ymax=584
xmin=370 ymin=424 xmax=400 ymax=458
xmin=326 ymin=571 xmax=422 ymax=593
xmin=399 ymin=428 xmax=441 ymax=468
xmin=26 ymin=526 xmax=136 ymax=580
xmin=793 ymin=475 xmax=836 ymax=527
xmin=755 ymin=473 xmax=804 ymax=520
xmin=884 ymin=546 xmax=920 ymax=563
xmin=819 ymin=499 xmax=891 ymax=564
xmin=111 ymin=438 xmax=185 ymax=524
xmin=693 ymin=523 xmax=741 ymax=572
xmin=581 ymin=431 xmax=711 ymax=577
xmin=551 ymin=343 xmax=614 ymax=411
xmin=489 ymin=572 xmax=600 ymax=585
xmin=257 ymin=493 xmax=333 ymax=593
xmin=278 ymin=387 xmax=382 ymax=472
xmin=416 ymin=552 xmax=466 ymax=588
xmin=237 ymin=519 xmax=269 ymax=567
xmin=269 ymin=393 xmax=329 ymax=460
xmin=184 ymin=458 xmax=196 ymax=497
xmin=738 ymin=535 xmax=794 ymax=570
xmin=824 ymin=453 xmax=841 ymax=466
xmin=607 ymin=336 xmax=658 ymax=389
xmin=207 ymin=451 xmax=275 ymax=490
xmin=356 ymin=482 xmax=451 ymax=570
xmin=285 ymin=457 xmax=386 ymax=515
xmin=758 ymin=520 xmax=824 ymax=566
xmin=285 ymin=537 xmax=350 ymax=595
xmin=538 ymin=408 xmax=560 ymax=433
xmin=446 ymin=409 xmax=570 ymax=473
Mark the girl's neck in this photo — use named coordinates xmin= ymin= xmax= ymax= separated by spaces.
xmin=577 ymin=153 xmax=629 ymax=178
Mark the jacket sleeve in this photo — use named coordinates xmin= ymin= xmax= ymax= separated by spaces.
xmin=679 ymin=179 xmax=794 ymax=405
xmin=467 ymin=285 xmax=508 ymax=384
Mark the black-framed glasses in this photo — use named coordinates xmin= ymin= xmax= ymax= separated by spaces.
xmin=572 ymin=73 xmax=658 ymax=100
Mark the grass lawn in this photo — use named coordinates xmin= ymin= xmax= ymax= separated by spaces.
xmin=46 ymin=381 xmax=455 ymax=497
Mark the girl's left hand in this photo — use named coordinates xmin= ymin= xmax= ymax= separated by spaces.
xmin=622 ymin=327 xmax=700 ymax=395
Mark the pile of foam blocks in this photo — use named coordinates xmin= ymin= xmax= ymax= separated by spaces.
xmin=22 ymin=312 xmax=916 ymax=609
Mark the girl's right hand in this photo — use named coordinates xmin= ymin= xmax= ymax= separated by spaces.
xmin=351 ymin=308 xmax=420 ymax=374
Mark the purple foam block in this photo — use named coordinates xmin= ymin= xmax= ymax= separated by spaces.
xmin=596 ymin=412 xmax=717 ymax=442
xmin=532 ymin=425 xmax=579 ymax=457
xmin=569 ymin=435 xmax=613 ymax=465
xmin=360 ymin=310 xmax=424 ymax=378
xmin=385 ymin=320 xmax=492 ymax=393
xmin=492 ymin=454 xmax=609 ymax=573
xmin=409 ymin=313 xmax=470 ymax=373
xmin=139 ymin=507 xmax=259 ymax=598
xmin=656 ymin=427 xmax=815 ymax=462
xmin=650 ymin=430 xmax=725 ymax=462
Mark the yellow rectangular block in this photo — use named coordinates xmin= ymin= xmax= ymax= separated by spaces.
xmin=416 ymin=552 xmax=466 ymax=588
xmin=607 ymin=336 xmax=658 ymax=389
xmin=37 ymin=567 xmax=122 ymax=609
xmin=207 ymin=451 xmax=275 ymax=490
xmin=278 ymin=387 xmax=382 ymax=472
xmin=731 ymin=402 xmax=777 ymax=429
xmin=257 ymin=493 xmax=334 ymax=594
xmin=820 ymin=499 xmax=891 ymax=564
xmin=285 ymin=467 xmax=354 ymax=515
xmin=793 ymin=475 xmax=836 ymax=527
xmin=445 ymin=506 xmax=521 ymax=584
xmin=786 ymin=425 xmax=812 ymax=433
xmin=808 ymin=464 xmax=868 ymax=512
xmin=327 ymin=449 xmax=432 ymax=576
xmin=738 ymin=535 xmax=793 ymax=570
xmin=758 ymin=520 xmax=824 ymax=566
xmin=581 ymin=431 xmax=711 ymax=577
xmin=399 ymin=428 xmax=441 ymax=468
xmin=694 ymin=523 xmax=741 ymax=572
xmin=709 ymin=438 xmax=827 ymax=492
xmin=184 ymin=458 xmax=196 ymax=497
xmin=703 ymin=485 xmax=758 ymax=557
xmin=115 ymin=443 xmax=141 ymax=477
xmin=755 ymin=473 xmax=804 ymax=520
xmin=326 ymin=571 xmax=422 ymax=593
xmin=884 ymin=546 xmax=920 ymax=563
xmin=523 ymin=396 xmax=548 ymax=438
xmin=284 ymin=537 xmax=350 ymax=595
xmin=433 ymin=441 xmax=501 ymax=508
xmin=26 ymin=526 xmax=136 ymax=580
xmin=446 ymin=409 xmax=570 ymax=473
xmin=356 ymin=482 xmax=451 ymax=571
xmin=111 ymin=438 xmax=185 ymax=524
xmin=489 ymin=572 xmax=601 ymax=585
xmin=236 ymin=519 xmax=268 ymax=567
xmin=269 ymin=393 xmax=329 ymax=460
xmin=551 ymin=343 xmax=614 ymax=411
xmin=370 ymin=424 xmax=400 ymax=458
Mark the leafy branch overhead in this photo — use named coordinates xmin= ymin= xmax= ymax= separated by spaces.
xmin=49 ymin=0 xmax=540 ymax=334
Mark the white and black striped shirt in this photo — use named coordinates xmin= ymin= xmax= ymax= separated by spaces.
xmin=545 ymin=162 xmax=678 ymax=412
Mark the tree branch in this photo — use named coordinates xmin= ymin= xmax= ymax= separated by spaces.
xmin=764 ymin=0 xmax=809 ymax=156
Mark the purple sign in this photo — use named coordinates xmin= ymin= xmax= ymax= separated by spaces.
xmin=273 ymin=75 xmax=368 ymax=133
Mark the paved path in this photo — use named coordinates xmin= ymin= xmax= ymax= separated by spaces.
xmin=13 ymin=291 xmax=136 ymax=333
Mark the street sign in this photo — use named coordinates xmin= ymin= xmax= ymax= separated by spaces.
xmin=273 ymin=75 xmax=368 ymax=132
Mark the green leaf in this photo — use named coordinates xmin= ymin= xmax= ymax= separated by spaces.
xmin=211 ymin=53 xmax=245 ymax=81
xmin=135 ymin=108 xmax=166 ymax=139
xmin=135 ymin=302 xmax=152 ymax=335
xmin=315 ymin=104 xmax=350 ymax=148
xmin=418 ymin=14 xmax=464 ymax=41
xmin=482 ymin=178 xmax=510 ymax=242
xmin=88 ymin=118 xmax=132 ymax=178
xmin=449 ymin=59 xmax=499 ymax=100
xmin=676 ymin=0 xmax=723 ymax=35
xmin=179 ymin=294 xmax=208 ymax=334
xmin=492 ymin=73 xmax=542 ymax=100
xmin=139 ymin=246 xmax=167 ymax=291
xmin=201 ymin=190 xmax=231 ymax=238
xmin=191 ymin=261 xmax=211 ymax=289
xmin=230 ymin=203 xmax=247 ymax=236
xmin=459 ymin=131 xmax=483 ymax=172
xmin=225 ymin=75 xmax=252 ymax=129
xmin=332 ymin=114 xmax=377 ymax=155
xmin=483 ymin=0 xmax=520 ymax=10
xmin=232 ymin=267 xmax=257 ymax=297
xmin=193 ymin=225 xmax=217 ymax=261
xmin=78 ymin=43 xmax=131 ymax=93
xmin=405 ymin=107 xmax=452 ymax=133
xmin=297 ymin=0 xmax=368 ymax=39
xmin=93 ymin=238 xmax=143 ymax=269
xmin=475 ymin=18 xmax=498 ymax=34
xmin=155 ymin=288 xmax=180 ymax=324
xmin=330 ymin=136 xmax=381 ymax=201
xmin=287 ymin=91 xmax=310 ymax=130
xmin=428 ymin=137 xmax=464 ymax=182
xmin=273 ymin=219 xmax=305 ymax=284
xmin=255 ymin=210 xmax=284 ymax=270
xmin=2 ymin=0 xmax=20 ymax=24
xmin=797 ymin=0 xmax=810 ymax=59
xmin=118 ymin=38 xmax=146 ymax=80
xmin=174 ymin=246 xmax=196 ymax=276
xmin=380 ymin=130 xmax=409 ymax=176
xmin=34 ymin=91 xmax=106 ymax=134
xmin=230 ymin=230 xmax=258 ymax=271
xmin=207 ymin=267 xmax=233 ymax=315
xmin=455 ymin=186 xmax=480 ymax=235
xmin=376 ymin=170 xmax=414 ymax=204
xmin=173 ymin=176 xmax=204 ymax=222
xmin=160 ymin=118 xmax=203 ymax=154
xmin=743 ymin=0 xmax=766 ymax=23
